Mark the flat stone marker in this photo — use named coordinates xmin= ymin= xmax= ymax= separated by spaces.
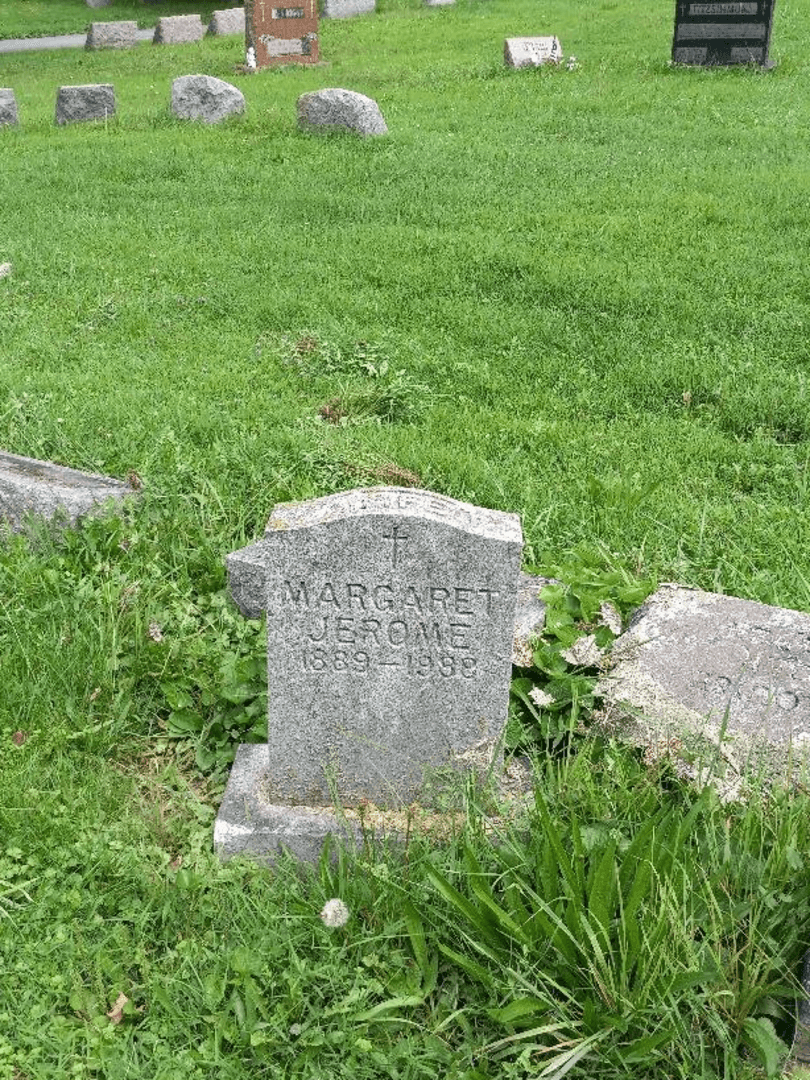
xmin=0 ymin=89 xmax=19 ymax=127
xmin=208 ymin=7 xmax=246 ymax=35
xmin=216 ymin=487 xmax=522 ymax=861
xmin=55 ymin=84 xmax=115 ymax=125
xmin=599 ymin=585 xmax=810 ymax=777
xmin=86 ymin=21 xmax=138 ymax=50
xmin=245 ymin=0 xmax=318 ymax=68
xmin=153 ymin=14 xmax=205 ymax=45
xmin=85 ymin=0 xmax=112 ymax=7
xmin=0 ymin=450 xmax=134 ymax=531
xmin=504 ymin=36 xmax=563 ymax=68
xmin=672 ymin=0 xmax=776 ymax=66
xmin=321 ymin=0 xmax=375 ymax=18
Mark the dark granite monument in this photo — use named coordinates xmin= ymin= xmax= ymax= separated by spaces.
xmin=245 ymin=0 xmax=318 ymax=68
xmin=672 ymin=0 xmax=776 ymax=66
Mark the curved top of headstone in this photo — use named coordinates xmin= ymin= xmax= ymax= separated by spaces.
xmin=266 ymin=487 xmax=521 ymax=542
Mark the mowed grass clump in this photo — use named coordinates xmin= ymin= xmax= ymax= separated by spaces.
xmin=2 ymin=0 xmax=810 ymax=1075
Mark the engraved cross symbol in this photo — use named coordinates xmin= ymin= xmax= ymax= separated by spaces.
xmin=383 ymin=524 xmax=409 ymax=568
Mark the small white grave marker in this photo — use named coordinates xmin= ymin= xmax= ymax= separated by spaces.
xmin=504 ymin=36 xmax=563 ymax=69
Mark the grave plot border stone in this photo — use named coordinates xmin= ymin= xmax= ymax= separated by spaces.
xmin=671 ymin=0 xmax=776 ymax=66
xmin=86 ymin=21 xmax=138 ymax=49
xmin=153 ymin=14 xmax=206 ymax=45
xmin=216 ymin=486 xmax=523 ymax=862
xmin=598 ymin=584 xmax=810 ymax=783
xmin=55 ymin=84 xmax=115 ymax=125
xmin=0 ymin=89 xmax=19 ymax=127
xmin=245 ymin=0 xmax=319 ymax=68
xmin=0 ymin=450 xmax=136 ymax=532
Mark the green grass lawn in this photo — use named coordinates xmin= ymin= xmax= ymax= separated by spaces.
xmin=2 ymin=0 xmax=810 ymax=1076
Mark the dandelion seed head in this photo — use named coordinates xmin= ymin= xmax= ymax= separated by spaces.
xmin=320 ymin=898 xmax=350 ymax=928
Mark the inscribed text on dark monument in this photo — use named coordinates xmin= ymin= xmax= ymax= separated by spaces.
xmin=672 ymin=0 xmax=776 ymax=65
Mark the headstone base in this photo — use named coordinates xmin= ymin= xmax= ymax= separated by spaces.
xmin=215 ymin=744 xmax=534 ymax=864
xmin=215 ymin=744 xmax=403 ymax=863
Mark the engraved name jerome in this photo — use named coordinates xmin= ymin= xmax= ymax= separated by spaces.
xmin=270 ymin=579 xmax=502 ymax=679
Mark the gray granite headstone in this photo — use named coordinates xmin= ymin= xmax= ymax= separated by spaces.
xmin=207 ymin=7 xmax=246 ymax=35
xmin=171 ymin=75 xmax=245 ymax=123
xmin=216 ymin=487 xmax=522 ymax=860
xmin=321 ymin=0 xmax=375 ymax=16
xmin=0 ymin=89 xmax=19 ymax=127
xmin=504 ymin=36 xmax=563 ymax=68
xmin=297 ymin=88 xmax=387 ymax=136
xmin=153 ymin=14 xmax=205 ymax=44
xmin=0 ymin=450 xmax=134 ymax=531
xmin=599 ymin=585 xmax=810 ymax=778
xmin=86 ymin=21 xmax=138 ymax=49
xmin=85 ymin=0 xmax=112 ymax=7
xmin=55 ymin=84 xmax=115 ymax=125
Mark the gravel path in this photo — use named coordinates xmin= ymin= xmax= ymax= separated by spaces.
xmin=0 ymin=28 xmax=155 ymax=53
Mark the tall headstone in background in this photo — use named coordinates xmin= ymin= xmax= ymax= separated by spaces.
xmin=153 ymin=14 xmax=205 ymax=45
xmin=86 ymin=21 xmax=138 ymax=49
xmin=321 ymin=0 xmax=375 ymax=18
xmin=215 ymin=487 xmax=523 ymax=861
xmin=245 ymin=0 xmax=318 ymax=68
xmin=672 ymin=1 xmax=776 ymax=66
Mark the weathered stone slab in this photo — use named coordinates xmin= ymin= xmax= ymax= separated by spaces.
xmin=321 ymin=0 xmax=375 ymax=16
xmin=513 ymin=571 xmax=552 ymax=665
xmin=171 ymin=75 xmax=245 ymax=123
xmin=297 ymin=88 xmax=387 ymax=136
xmin=793 ymin=950 xmax=810 ymax=1064
xmin=224 ymin=486 xmax=522 ymax=812
xmin=599 ymin=585 xmax=810 ymax=777
xmin=207 ymin=7 xmax=246 ymax=34
xmin=504 ymin=36 xmax=562 ymax=68
xmin=245 ymin=0 xmax=318 ymax=68
xmin=425 ymin=0 xmax=455 ymax=7
xmin=85 ymin=0 xmax=112 ymax=7
xmin=0 ymin=89 xmax=19 ymax=127
xmin=86 ymin=21 xmax=138 ymax=49
xmin=55 ymin=84 xmax=115 ymax=125
xmin=671 ymin=0 xmax=776 ymax=66
xmin=153 ymin=14 xmax=205 ymax=45
xmin=0 ymin=450 xmax=134 ymax=531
